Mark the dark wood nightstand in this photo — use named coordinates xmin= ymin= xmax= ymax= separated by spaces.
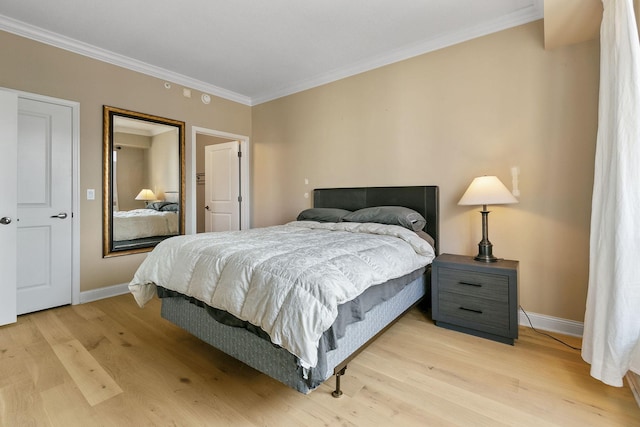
xmin=431 ymin=253 xmax=519 ymax=345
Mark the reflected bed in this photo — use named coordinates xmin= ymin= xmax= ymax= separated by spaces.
xmin=112 ymin=202 xmax=179 ymax=250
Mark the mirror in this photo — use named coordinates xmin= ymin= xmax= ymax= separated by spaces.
xmin=103 ymin=106 xmax=185 ymax=257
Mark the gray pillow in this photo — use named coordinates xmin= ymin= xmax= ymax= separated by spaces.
xmin=146 ymin=201 xmax=178 ymax=212
xmin=343 ymin=206 xmax=426 ymax=231
xmin=296 ymin=208 xmax=352 ymax=223
xmin=159 ymin=202 xmax=179 ymax=212
xmin=146 ymin=201 xmax=169 ymax=211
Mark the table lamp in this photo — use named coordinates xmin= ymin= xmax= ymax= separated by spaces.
xmin=458 ymin=176 xmax=518 ymax=262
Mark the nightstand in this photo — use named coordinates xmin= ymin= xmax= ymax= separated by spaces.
xmin=431 ymin=253 xmax=519 ymax=345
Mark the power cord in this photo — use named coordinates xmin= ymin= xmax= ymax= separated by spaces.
xmin=519 ymin=305 xmax=582 ymax=351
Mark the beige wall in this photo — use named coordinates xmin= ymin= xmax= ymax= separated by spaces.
xmin=148 ymin=130 xmax=179 ymax=201
xmin=113 ymin=132 xmax=151 ymax=211
xmin=251 ymin=20 xmax=600 ymax=322
xmin=115 ymin=146 xmax=147 ymax=211
xmin=0 ymin=30 xmax=251 ymax=291
xmin=544 ymin=0 xmax=602 ymax=49
xmin=543 ymin=0 xmax=640 ymax=50
xmin=115 ymin=130 xmax=180 ymax=205
xmin=1 ymin=19 xmax=599 ymax=322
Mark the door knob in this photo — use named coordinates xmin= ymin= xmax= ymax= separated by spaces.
xmin=205 ymin=205 xmax=210 ymax=211
xmin=0 ymin=217 xmax=11 ymax=225
xmin=50 ymin=212 xmax=68 ymax=219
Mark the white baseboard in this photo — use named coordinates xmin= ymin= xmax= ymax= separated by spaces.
xmin=627 ymin=372 xmax=640 ymax=408
xmin=77 ymin=286 xmax=586 ymax=337
xmin=77 ymin=286 xmax=585 ymax=337
xmin=519 ymin=309 xmax=638 ymax=407
xmin=518 ymin=308 xmax=584 ymax=337
xmin=79 ymin=282 xmax=130 ymax=304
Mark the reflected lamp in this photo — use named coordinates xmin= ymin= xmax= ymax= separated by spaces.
xmin=135 ymin=188 xmax=156 ymax=206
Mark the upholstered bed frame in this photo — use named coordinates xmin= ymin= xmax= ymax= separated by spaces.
xmin=314 ymin=186 xmax=439 ymax=254
xmin=159 ymin=185 xmax=439 ymax=396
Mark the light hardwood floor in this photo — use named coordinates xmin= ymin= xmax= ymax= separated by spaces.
xmin=1 ymin=294 xmax=638 ymax=426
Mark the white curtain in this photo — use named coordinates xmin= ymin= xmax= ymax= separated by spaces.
xmin=582 ymin=0 xmax=640 ymax=386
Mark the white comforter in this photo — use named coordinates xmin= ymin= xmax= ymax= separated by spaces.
xmin=113 ymin=209 xmax=178 ymax=241
xmin=129 ymin=221 xmax=435 ymax=368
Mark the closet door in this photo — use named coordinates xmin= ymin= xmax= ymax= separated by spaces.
xmin=16 ymin=97 xmax=73 ymax=314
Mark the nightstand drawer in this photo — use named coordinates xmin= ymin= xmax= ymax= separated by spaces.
xmin=438 ymin=267 xmax=509 ymax=302
xmin=438 ymin=291 xmax=509 ymax=334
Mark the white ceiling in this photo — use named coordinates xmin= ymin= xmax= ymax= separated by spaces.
xmin=0 ymin=0 xmax=543 ymax=105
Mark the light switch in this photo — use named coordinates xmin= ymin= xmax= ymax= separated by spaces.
xmin=87 ymin=189 xmax=95 ymax=200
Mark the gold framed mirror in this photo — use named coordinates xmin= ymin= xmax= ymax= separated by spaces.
xmin=103 ymin=106 xmax=185 ymax=257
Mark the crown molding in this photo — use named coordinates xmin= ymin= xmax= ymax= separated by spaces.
xmin=1 ymin=1 xmax=542 ymax=107
xmin=0 ymin=14 xmax=252 ymax=106
xmin=252 ymin=1 xmax=544 ymax=105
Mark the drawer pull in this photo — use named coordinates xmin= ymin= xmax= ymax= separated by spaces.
xmin=459 ymin=306 xmax=483 ymax=314
xmin=459 ymin=281 xmax=482 ymax=287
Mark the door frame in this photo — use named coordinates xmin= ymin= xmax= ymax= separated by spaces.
xmin=3 ymin=87 xmax=81 ymax=305
xmin=190 ymin=127 xmax=250 ymax=234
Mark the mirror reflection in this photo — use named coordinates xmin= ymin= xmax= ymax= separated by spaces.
xmin=103 ymin=106 xmax=185 ymax=257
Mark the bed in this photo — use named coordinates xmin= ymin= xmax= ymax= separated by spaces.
xmin=112 ymin=202 xmax=179 ymax=249
xmin=129 ymin=186 xmax=439 ymax=395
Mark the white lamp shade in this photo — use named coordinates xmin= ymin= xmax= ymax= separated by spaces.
xmin=458 ymin=176 xmax=518 ymax=206
xmin=135 ymin=188 xmax=156 ymax=201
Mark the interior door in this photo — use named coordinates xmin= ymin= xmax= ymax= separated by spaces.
xmin=0 ymin=90 xmax=18 ymax=326
xmin=16 ymin=97 xmax=73 ymax=315
xmin=204 ymin=141 xmax=240 ymax=232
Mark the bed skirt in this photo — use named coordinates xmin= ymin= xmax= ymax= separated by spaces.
xmin=160 ymin=273 xmax=427 ymax=394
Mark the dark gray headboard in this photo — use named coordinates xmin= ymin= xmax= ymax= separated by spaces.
xmin=313 ymin=186 xmax=439 ymax=255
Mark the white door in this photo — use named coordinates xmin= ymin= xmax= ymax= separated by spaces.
xmin=16 ymin=98 xmax=73 ymax=315
xmin=204 ymin=142 xmax=241 ymax=232
xmin=0 ymin=91 xmax=18 ymax=326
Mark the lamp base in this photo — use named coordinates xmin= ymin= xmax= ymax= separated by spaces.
xmin=474 ymin=242 xmax=498 ymax=263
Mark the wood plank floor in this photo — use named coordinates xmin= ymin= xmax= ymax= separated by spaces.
xmin=1 ymin=294 xmax=639 ymax=426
